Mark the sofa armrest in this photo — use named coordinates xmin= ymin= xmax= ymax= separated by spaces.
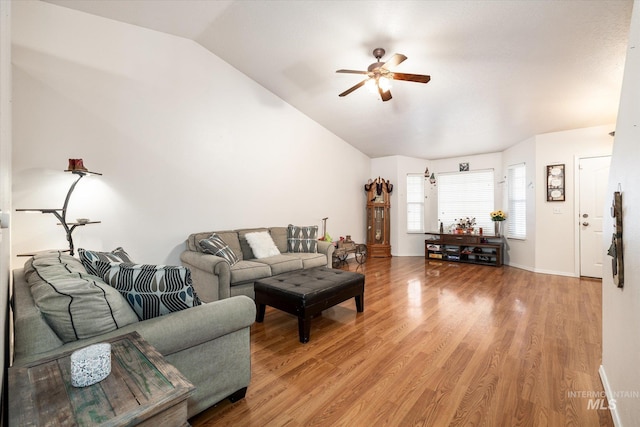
xmin=13 ymin=296 xmax=256 ymax=367
xmin=131 ymin=296 xmax=256 ymax=356
xmin=318 ymin=240 xmax=336 ymax=268
xmin=181 ymin=250 xmax=231 ymax=301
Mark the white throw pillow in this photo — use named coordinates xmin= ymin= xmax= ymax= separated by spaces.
xmin=244 ymin=231 xmax=281 ymax=259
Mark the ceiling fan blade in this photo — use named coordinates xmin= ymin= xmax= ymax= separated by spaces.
xmin=336 ymin=69 xmax=368 ymax=75
xmin=378 ymin=86 xmax=392 ymax=102
xmin=381 ymin=53 xmax=407 ymax=70
xmin=392 ymin=72 xmax=431 ymax=84
xmin=339 ymin=79 xmax=368 ymax=97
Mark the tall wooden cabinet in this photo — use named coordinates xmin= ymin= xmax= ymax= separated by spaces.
xmin=364 ymin=177 xmax=392 ymax=258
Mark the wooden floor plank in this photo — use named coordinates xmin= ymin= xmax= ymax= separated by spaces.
xmin=190 ymin=257 xmax=613 ymax=427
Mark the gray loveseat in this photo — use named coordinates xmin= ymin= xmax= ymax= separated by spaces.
xmin=11 ymin=251 xmax=256 ymax=419
xmin=181 ymin=226 xmax=335 ymax=302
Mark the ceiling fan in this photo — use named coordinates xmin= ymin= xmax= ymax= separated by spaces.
xmin=336 ymin=48 xmax=431 ymax=101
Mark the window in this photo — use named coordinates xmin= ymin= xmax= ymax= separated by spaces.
xmin=437 ymin=169 xmax=494 ymax=231
xmin=406 ymin=174 xmax=424 ymax=232
xmin=507 ymin=163 xmax=526 ymax=239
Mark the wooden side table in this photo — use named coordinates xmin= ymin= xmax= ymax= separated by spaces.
xmin=9 ymin=332 xmax=195 ymax=426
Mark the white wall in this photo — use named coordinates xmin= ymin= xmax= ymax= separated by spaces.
xmin=10 ymin=1 xmax=371 ymax=267
xmin=371 ymin=155 xmax=428 ymax=256
xmin=502 ymin=136 xmax=536 ymax=271
xmin=373 ymin=128 xmax=613 ymax=274
xmin=372 ymin=153 xmax=504 ymax=257
xmin=534 ymin=125 xmax=614 ymax=276
xmin=0 ymin=0 xmax=12 ymax=402
xmin=430 ymin=152 xmax=504 ymax=230
xmin=601 ymin=1 xmax=640 ymax=425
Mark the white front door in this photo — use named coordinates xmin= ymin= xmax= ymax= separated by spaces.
xmin=579 ymin=156 xmax=611 ymax=278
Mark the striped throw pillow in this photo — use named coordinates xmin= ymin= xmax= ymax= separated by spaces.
xmin=199 ymin=233 xmax=240 ymax=266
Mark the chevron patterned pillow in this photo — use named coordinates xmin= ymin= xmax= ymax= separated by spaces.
xmin=287 ymin=224 xmax=318 ymax=253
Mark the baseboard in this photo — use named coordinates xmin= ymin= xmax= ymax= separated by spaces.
xmin=502 ymin=261 xmax=577 ymax=277
xmin=600 ymin=365 xmax=623 ymax=427
xmin=504 ymin=262 xmax=535 ymax=272
xmin=532 ymin=267 xmax=579 ymax=278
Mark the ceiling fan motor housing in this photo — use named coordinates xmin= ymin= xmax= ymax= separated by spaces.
xmin=372 ymin=47 xmax=386 ymax=60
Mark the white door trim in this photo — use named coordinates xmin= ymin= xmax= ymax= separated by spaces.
xmin=574 ymin=155 xmax=611 ymax=278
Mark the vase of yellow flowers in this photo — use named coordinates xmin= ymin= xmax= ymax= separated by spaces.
xmin=490 ymin=210 xmax=507 ymax=236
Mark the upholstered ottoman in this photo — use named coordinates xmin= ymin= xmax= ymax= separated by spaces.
xmin=254 ymin=267 xmax=365 ymax=343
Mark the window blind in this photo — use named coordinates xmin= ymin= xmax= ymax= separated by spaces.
xmin=437 ymin=169 xmax=494 ymax=231
xmin=507 ymin=163 xmax=526 ymax=239
xmin=406 ymin=174 xmax=424 ymax=232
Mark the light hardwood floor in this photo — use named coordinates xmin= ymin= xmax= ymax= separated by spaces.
xmin=190 ymin=257 xmax=613 ymax=426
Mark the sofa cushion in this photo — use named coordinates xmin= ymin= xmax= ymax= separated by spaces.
xmin=252 ymin=255 xmax=304 ymax=276
xmin=269 ymin=227 xmax=289 ymax=253
xmin=287 ymin=224 xmax=318 ymax=253
xmin=199 ymin=233 xmax=240 ymax=266
xmin=24 ymin=251 xmax=86 ymax=283
xmin=237 ymin=228 xmax=269 ymax=259
xmin=291 ymin=252 xmax=328 ymax=269
xmin=78 ymin=247 xmax=134 ymax=276
xmin=244 ymin=231 xmax=280 ymax=259
xmin=25 ymin=253 xmax=139 ymax=343
xmin=230 ymin=260 xmax=272 ymax=285
xmin=97 ymin=262 xmax=202 ymax=321
xmin=214 ymin=231 xmax=243 ymax=261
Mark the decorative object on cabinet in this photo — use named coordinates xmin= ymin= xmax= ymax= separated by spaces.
xmin=425 ymin=232 xmax=504 ymax=267
xmin=454 ymin=217 xmax=476 ymax=233
xmin=459 ymin=162 xmax=469 ymax=172
xmin=490 ymin=210 xmax=507 ymax=237
xmin=16 ymin=160 xmax=101 ymax=256
xmin=364 ymin=177 xmax=393 ymax=258
xmin=546 ymin=164 xmax=565 ymax=201
xmin=607 ymin=189 xmax=624 ymax=288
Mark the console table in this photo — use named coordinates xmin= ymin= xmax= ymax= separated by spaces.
xmin=425 ymin=232 xmax=504 ymax=267
xmin=8 ymin=332 xmax=194 ymax=426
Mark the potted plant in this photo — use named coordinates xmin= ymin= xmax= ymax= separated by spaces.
xmin=490 ymin=210 xmax=507 ymax=236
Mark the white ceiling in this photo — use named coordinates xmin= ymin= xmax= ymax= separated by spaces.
xmin=43 ymin=0 xmax=633 ymax=159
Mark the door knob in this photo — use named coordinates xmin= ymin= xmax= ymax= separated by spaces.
xmin=582 ymin=222 xmax=589 ymax=226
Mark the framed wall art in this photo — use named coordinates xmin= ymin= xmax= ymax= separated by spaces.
xmin=546 ymin=164 xmax=565 ymax=201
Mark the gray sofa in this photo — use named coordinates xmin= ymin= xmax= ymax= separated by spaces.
xmin=11 ymin=252 xmax=256 ymax=418
xmin=181 ymin=227 xmax=335 ymax=302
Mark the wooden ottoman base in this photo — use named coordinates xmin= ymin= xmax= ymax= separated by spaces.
xmin=255 ymin=267 xmax=365 ymax=343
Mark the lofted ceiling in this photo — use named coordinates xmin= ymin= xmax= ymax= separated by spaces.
xmin=42 ymin=0 xmax=633 ymax=160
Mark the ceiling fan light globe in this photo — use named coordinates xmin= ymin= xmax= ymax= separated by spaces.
xmin=365 ymin=79 xmax=378 ymax=93
xmin=378 ymin=76 xmax=392 ymax=92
